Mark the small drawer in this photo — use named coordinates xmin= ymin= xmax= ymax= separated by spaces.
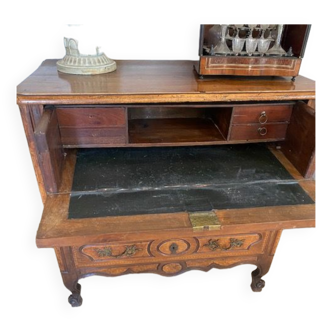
xmin=57 ymin=107 xmax=126 ymax=127
xmin=60 ymin=127 xmax=127 ymax=146
xmin=72 ymin=233 xmax=265 ymax=269
xmin=229 ymin=123 xmax=288 ymax=141
xmin=232 ymin=105 xmax=292 ymax=125
xmin=56 ymin=107 xmax=127 ymax=146
xmin=196 ymin=233 xmax=263 ymax=255
xmin=75 ymin=241 xmax=151 ymax=266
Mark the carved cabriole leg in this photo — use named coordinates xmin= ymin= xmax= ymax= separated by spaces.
xmin=251 ymin=230 xmax=282 ymax=292
xmin=55 ymin=247 xmax=83 ymax=307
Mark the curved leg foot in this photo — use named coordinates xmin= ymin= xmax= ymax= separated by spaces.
xmin=251 ymin=268 xmax=266 ymax=292
xmin=68 ymin=283 xmax=83 ymax=307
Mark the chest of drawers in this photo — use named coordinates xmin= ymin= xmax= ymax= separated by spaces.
xmin=17 ymin=60 xmax=315 ymax=306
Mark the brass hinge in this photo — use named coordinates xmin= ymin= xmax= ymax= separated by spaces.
xmin=189 ymin=211 xmax=221 ymax=231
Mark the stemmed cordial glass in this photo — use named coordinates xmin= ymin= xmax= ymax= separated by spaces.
xmin=257 ymin=24 xmax=272 ymax=56
xmin=266 ymin=24 xmax=287 ymax=55
xmin=260 ymin=24 xmax=270 ymax=38
xmin=246 ymin=24 xmax=258 ymax=56
xmin=213 ymin=24 xmax=231 ymax=55
xmin=234 ymin=24 xmax=244 ymax=34
xmin=248 ymin=24 xmax=257 ymax=37
xmin=232 ymin=24 xmax=245 ymax=55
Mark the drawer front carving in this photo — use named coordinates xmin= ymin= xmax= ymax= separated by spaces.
xmin=232 ymin=105 xmax=292 ymax=124
xmin=197 ymin=233 xmax=262 ymax=255
xmin=78 ymin=241 xmax=150 ymax=262
xmin=73 ymin=233 xmax=265 ymax=268
xmin=229 ymin=123 xmax=288 ymax=141
xmin=150 ymin=238 xmax=198 ymax=257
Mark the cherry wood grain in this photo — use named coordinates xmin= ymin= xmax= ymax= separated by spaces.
xmin=17 ymin=60 xmax=315 ymax=104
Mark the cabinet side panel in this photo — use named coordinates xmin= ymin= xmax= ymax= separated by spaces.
xmin=34 ymin=109 xmax=64 ymax=193
xmin=19 ymin=104 xmax=46 ymax=202
xmin=281 ymin=101 xmax=315 ymax=178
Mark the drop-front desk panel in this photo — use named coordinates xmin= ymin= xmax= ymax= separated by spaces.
xmin=17 ymin=60 xmax=315 ymax=307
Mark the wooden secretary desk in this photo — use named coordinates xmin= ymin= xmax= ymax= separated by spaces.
xmin=17 ymin=60 xmax=315 ymax=307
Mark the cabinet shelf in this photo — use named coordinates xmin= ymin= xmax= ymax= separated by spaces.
xmin=128 ymin=106 xmax=232 ymax=145
xmin=129 ymin=118 xmax=226 ymax=144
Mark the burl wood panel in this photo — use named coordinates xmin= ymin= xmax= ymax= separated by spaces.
xmin=232 ymin=104 xmax=293 ymax=124
xmin=281 ymin=101 xmax=315 ymax=178
xmin=198 ymin=57 xmax=302 ymax=77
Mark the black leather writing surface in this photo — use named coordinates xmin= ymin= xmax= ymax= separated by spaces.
xmin=69 ymin=145 xmax=313 ymax=219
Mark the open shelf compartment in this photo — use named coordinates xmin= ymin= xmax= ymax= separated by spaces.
xmin=128 ymin=106 xmax=232 ymax=144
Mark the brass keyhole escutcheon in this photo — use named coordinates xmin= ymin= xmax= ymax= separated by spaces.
xmin=169 ymin=243 xmax=179 ymax=254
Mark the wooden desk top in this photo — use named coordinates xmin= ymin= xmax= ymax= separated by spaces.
xmin=17 ymin=60 xmax=315 ymax=105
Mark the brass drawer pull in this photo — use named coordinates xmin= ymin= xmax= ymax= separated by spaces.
xmin=96 ymin=245 xmax=141 ymax=258
xmin=259 ymin=111 xmax=268 ymax=124
xmin=204 ymin=238 xmax=244 ymax=251
xmin=258 ymin=127 xmax=268 ymax=136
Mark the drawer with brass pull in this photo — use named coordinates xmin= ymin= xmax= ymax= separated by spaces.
xmin=229 ymin=123 xmax=289 ymax=141
xmin=232 ymin=104 xmax=292 ymax=124
xmin=72 ymin=232 xmax=266 ymax=268
xmin=72 ymin=241 xmax=151 ymax=267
